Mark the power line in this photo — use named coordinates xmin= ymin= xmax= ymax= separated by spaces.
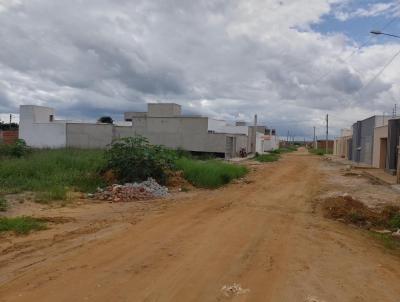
xmin=358 ymin=48 xmax=400 ymax=96
xmin=310 ymin=16 xmax=399 ymax=86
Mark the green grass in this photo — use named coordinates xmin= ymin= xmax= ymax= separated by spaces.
xmin=175 ymin=158 xmax=248 ymax=189
xmin=0 ymin=216 xmax=47 ymax=235
xmin=0 ymin=149 xmax=106 ymax=200
xmin=254 ymin=153 xmax=280 ymax=162
xmin=0 ymin=197 xmax=8 ymax=212
xmin=389 ymin=214 xmax=400 ymax=229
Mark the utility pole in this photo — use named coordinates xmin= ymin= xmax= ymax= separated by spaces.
xmin=9 ymin=114 xmax=12 ymax=130
xmin=313 ymin=126 xmax=316 ymax=149
xmin=287 ymin=130 xmax=289 ymax=143
xmin=395 ymin=104 xmax=397 ymax=117
xmin=325 ymin=114 xmax=329 ymax=154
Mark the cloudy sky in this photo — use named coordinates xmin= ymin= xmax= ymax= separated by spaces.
xmin=1 ymin=0 xmax=400 ymax=139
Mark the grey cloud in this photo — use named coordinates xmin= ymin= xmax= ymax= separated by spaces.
xmin=0 ymin=0 xmax=399 ymax=138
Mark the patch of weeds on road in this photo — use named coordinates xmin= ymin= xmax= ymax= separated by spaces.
xmin=0 ymin=216 xmax=47 ymax=235
xmin=35 ymin=186 xmax=69 ymax=203
xmin=370 ymin=232 xmax=400 ymax=250
xmin=389 ymin=214 xmax=400 ymax=229
xmin=254 ymin=153 xmax=280 ymax=162
xmin=0 ymin=197 xmax=8 ymax=212
xmin=309 ymin=148 xmax=330 ymax=156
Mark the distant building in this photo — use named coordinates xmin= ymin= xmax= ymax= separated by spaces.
xmin=19 ymin=103 xmax=279 ymax=158
xmin=333 ymin=129 xmax=352 ymax=159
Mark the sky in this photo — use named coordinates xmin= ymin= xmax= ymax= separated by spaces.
xmin=1 ymin=0 xmax=400 ymax=139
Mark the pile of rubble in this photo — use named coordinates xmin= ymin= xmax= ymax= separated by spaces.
xmin=90 ymin=178 xmax=169 ymax=202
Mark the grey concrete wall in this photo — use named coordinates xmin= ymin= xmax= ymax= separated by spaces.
xmin=148 ymin=103 xmax=181 ymax=117
xmin=114 ymin=126 xmax=135 ymax=139
xmin=387 ymin=118 xmax=400 ymax=172
xmin=66 ymin=123 xmax=113 ymax=148
xmin=131 ymin=116 xmax=247 ymax=155
xmin=352 ymin=116 xmax=376 ymax=165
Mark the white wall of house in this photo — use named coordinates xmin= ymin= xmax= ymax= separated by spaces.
xmin=19 ymin=105 xmax=67 ymax=148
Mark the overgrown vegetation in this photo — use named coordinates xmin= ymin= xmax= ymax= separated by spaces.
xmin=0 ymin=216 xmax=47 ymax=235
xmin=0 ymin=136 xmax=250 ymax=203
xmin=0 ymin=197 xmax=8 ymax=212
xmin=105 ymin=136 xmax=176 ymax=184
xmin=0 ymin=149 xmax=106 ymax=200
xmin=175 ymin=158 xmax=248 ymax=188
xmin=0 ymin=139 xmax=32 ymax=158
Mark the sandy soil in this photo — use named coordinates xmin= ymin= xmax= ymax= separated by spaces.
xmin=1 ymin=149 xmax=400 ymax=302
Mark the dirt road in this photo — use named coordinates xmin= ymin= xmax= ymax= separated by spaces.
xmin=1 ymin=150 xmax=400 ymax=302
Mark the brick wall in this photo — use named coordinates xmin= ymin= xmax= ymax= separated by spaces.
xmin=0 ymin=130 xmax=19 ymax=145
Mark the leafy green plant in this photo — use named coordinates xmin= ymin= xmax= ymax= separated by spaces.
xmin=0 ymin=216 xmax=46 ymax=235
xmin=175 ymin=158 xmax=248 ymax=188
xmin=0 ymin=197 xmax=8 ymax=212
xmin=105 ymin=136 xmax=177 ymax=184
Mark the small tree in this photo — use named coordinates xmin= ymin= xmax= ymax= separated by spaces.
xmin=97 ymin=116 xmax=113 ymax=124
xmin=104 ymin=136 xmax=176 ymax=184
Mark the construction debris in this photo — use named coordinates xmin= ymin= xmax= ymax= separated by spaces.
xmin=90 ymin=178 xmax=168 ymax=202
xmin=221 ymin=283 xmax=250 ymax=297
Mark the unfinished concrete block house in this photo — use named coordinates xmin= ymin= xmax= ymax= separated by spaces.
xmin=19 ymin=103 xmax=278 ymax=158
xmin=334 ymin=114 xmax=400 ymax=175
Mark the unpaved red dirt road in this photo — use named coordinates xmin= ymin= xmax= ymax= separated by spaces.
xmin=1 ymin=150 xmax=400 ymax=302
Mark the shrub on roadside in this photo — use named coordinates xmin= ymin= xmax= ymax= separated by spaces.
xmin=0 ymin=139 xmax=31 ymax=158
xmin=105 ymin=136 xmax=177 ymax=184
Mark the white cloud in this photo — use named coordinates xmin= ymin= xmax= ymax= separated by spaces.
xmin=0 ymin=0 xmax=399 ymax=138
xmin=334 ymin=1 xmax=400 ymax=21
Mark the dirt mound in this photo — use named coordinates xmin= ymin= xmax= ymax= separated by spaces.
xmin=166 ymin=171 xmax=194 ymax=191
xmin=322 ymin=195 xmax=400 ymax=228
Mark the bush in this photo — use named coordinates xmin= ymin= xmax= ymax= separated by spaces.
xmin=175 ymin=158 xmax=248 ymax=188
xmin=0 ymin=216 xmax=46 ymax=235
xmin=105 ymin=136 xmax=176 ymax=184
xmin=0 ymin=139 xmax=31 ymax=158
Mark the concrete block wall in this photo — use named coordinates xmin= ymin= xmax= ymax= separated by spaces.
xmin=66 ymin=123 xmax=113 ymax=149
